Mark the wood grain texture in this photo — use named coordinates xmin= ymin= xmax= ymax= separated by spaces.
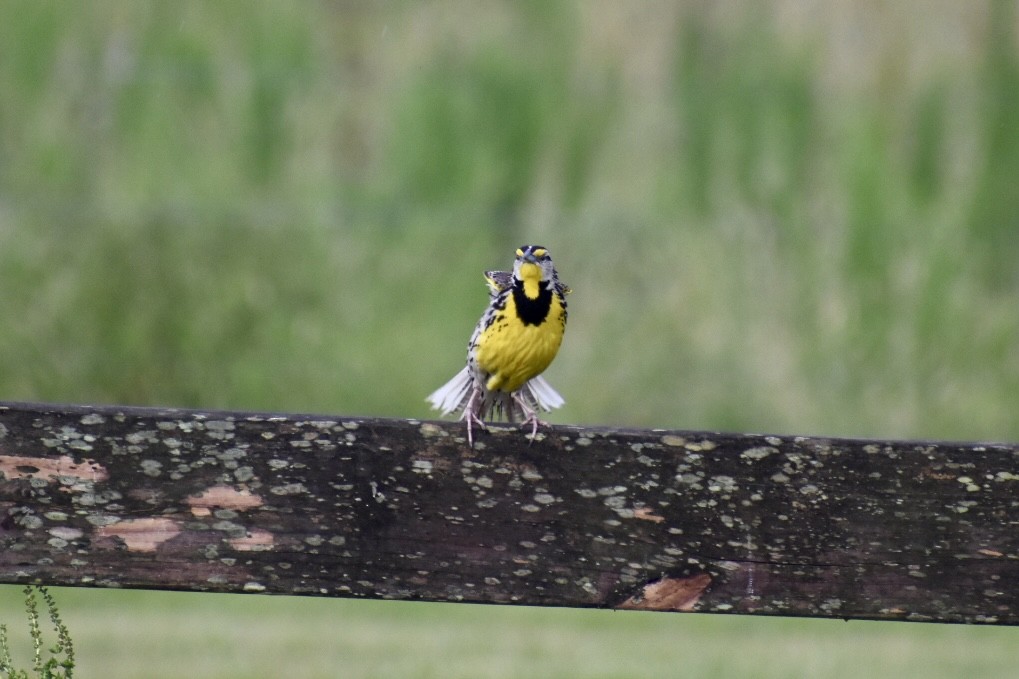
xmin=2 ymin=401 xmax=1018 ymax=624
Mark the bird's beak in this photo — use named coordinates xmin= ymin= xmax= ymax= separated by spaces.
xmin=522 ymin=252 xmax=538 ymax=264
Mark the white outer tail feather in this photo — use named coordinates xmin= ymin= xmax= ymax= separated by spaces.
xmin=522 ymin=375 xmax=565 ymax=411
xmin=426 ymin=368 xmax=564 ymax=419
xmin=426 ymin=366 xmax=473 ymax=415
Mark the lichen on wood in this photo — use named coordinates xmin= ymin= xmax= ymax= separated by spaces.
xmin=2 ymin=401 xmax=1019 ymax=625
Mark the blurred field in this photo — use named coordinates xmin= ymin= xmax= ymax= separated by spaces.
xmin=2 ymin=1 xmax=1019 ymax=677
xmin=2 ymin=587 xmax=1019 ymax=679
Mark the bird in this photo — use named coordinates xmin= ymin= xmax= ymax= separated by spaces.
xmin=427 ymin=244 xmax=570 ymax=446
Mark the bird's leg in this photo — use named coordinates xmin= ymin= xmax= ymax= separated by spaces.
xmin=460 ymin=385 xmax=487 ymax=447
xmin=512 ymin=392 xmax=548 ymax=444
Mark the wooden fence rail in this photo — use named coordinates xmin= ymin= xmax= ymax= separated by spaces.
xmin=1 ymin=401 xmax=1018 ymax=624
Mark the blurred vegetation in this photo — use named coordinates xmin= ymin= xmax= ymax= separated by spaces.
xmin=3 ymin=1 xmax=1019 ymax=441
xmin=1 ymin=586 xmax=1018 ymax=679
xmin=2 ymin=1 xmax=1019 ymax=677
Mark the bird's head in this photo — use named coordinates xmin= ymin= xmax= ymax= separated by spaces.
xmin=513 ymin=245 xmax=556 ymax=287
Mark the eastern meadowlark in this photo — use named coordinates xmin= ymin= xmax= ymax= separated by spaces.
xmin=427 ymin=244 xmax=570 ymax=446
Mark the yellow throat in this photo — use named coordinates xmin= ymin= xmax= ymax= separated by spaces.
xmin=518 ymin=262 xmax=542 ymax=299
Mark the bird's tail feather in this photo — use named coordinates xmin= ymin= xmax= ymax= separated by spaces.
xmin=521 ymin=375 xmax=565 ymax=412
xmin=427 ymin=369 xmax=565 ymax=421
xmin=425 ymin=366 xmax=474 ymax=415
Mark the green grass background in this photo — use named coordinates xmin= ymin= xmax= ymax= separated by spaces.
xmin=2 ymin=1 xmax=1019 ymax=677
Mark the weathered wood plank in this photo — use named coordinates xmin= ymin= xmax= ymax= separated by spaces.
xmin=1 ymin=401 xmax=1018 ymax=624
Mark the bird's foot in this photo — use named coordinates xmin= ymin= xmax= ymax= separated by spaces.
xmin=512 ymin=393 xmax=549 ymax=445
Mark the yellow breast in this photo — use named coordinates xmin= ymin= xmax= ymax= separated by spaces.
xmin=475 ymin=289 xmax=566 ymax=394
